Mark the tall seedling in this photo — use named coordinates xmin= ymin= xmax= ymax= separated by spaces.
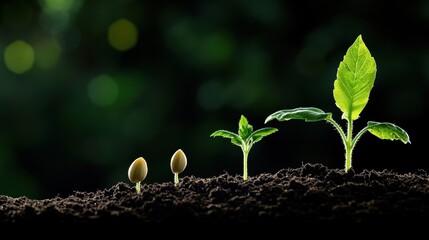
xmin=266 ymin=35 xmax=410 ymax=172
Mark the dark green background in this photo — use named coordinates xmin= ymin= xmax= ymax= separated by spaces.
xmin=0 ymin=0 xmax=427 ymax=198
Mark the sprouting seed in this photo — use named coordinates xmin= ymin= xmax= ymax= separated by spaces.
xmin=128 ymin=157 xmax=148 ymax=194
xmin=170 ymin=149 xmax=187 ymax=186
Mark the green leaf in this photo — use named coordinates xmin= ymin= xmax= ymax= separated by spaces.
xmin=333 ymin=35 xmax=377 ymax=121
xmin=231 ymin=137 xmax=242 ymax=146
xmin=239 ymin=115 xmax=253 ymax=139
xmin=239 ymin=115 xmax=248 ymax=128
xmin=210 ymin=130 xmax=243 ymax=146
xmin=249 ymin=127 xmax=278 ymax=144
xmin=367 ymin=121 xmax=410 ymax=144
xmin=265 ymin=107 xmax=331 ymax=123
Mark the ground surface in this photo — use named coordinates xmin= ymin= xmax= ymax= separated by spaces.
xmin=1 ymin=164 xmax=428 ymax=222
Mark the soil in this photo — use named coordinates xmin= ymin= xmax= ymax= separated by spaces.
xmin=1 ymin=164 xmax=428 ymax=223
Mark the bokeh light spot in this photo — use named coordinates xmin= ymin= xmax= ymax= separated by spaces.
xmin=4 ymin=40 xmax=35 ymax=74
xmin=35 ymin=39 xmax=62 ymax=69
xmin=108 ymin=19 xmax=138 ymax=51
xmin=88 ymin=74 xmax=119 ymax=107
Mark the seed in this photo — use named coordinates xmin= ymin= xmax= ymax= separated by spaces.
xmin=171 ymin=149 xmax=187 ymax=174
xmin=128 ymin=157 xmax=148 ymax=183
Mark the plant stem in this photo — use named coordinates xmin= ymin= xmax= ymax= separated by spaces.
xmin=241 ymin=139 xmax=254 ymax=181
xmin=327 ymin=117 xmax=347 ymax=144
xmin=174 ymin=173 xmax=179 ymax=186
xmin=345 ymin=118 xmax=353 ymax=172
xmin=345 ymin=143 xmax=352 ymax=172
xmin=328 ymin=117 xmax=370 ymax=172
xmin=327 ymin=118 xmax=348 ymax=158
xmin=327 ymin=117 xmax=354 ymax=172
xmin=136 ymin=182 xmax=141 ymax=194
xmin=242 ymin=147 xmax=250 ymax=181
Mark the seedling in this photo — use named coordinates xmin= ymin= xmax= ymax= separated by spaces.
xmin=265 ymin=35 xmax=410 ymax=172
xmin=211 ymin=115 xmax=278 ymax=180
xmin=128 ymin=157 xmax=148 ymax=194
xmin=171 ymin=149 xmax=187 ymax=186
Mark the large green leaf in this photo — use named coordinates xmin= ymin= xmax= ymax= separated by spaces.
xmin=367 ymin=121 xmax=410 ymax=144
xmin=210 ymin=130 xmax=243 ymax=146
xmin=249 ymin=127 xmax=278 ymax=144
xmin=333 ymin=35 xmax=377 ymax=121
xmin=239 ymin=115 xmax=253 ymax=139
xmin=265 ymin=107 xmax=331 ymax=123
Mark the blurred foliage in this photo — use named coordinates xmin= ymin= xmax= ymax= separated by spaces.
xmin=0 ymin=0 xmax=427 ymax=198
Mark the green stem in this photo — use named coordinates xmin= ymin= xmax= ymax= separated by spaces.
xmin=136 ymin=182 xmax=141 ymax=194
xmin=345 ymin=126 xmax=370 ymax=172
xmin=345 ymin=119 xmax=353 ymax=172
xmin=327 ymin=117 xmax=353 ymax=172
xmin=327 ymin=117 xmax=347 ymax=144
xmin=328 ymin=116 xmax=369 ymax=173
xmin=243 ymin=148 xmax=249 ymax=181
xmin=345 ymin=143 xmax=352 ymax=172
xmin=174 ymin=173 xmax=179 ymax=186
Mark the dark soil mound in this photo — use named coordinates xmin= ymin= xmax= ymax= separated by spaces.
xmin=1 ymin=164 xmax=428 ymax=222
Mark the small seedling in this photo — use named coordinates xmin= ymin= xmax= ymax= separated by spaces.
xmin=128 ymin=157 xmax=148 ymax=194
xmin=211 ymin=115 xmax=278 ymax=180
xmin=266 ymin=35 xmax=410 ymax=172
xmin=171 ymin=149 xmax=187 ymax=186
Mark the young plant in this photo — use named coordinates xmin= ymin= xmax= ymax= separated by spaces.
xmin=128 ymin=157 xmax=148 ymax=194
xmin=265 ymin=35 xmax=410 ymax=172
xmin=171 ymin=149 xmax=187 ymax=186
xmin=211 ymin=115 xmax=278 ymax=180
